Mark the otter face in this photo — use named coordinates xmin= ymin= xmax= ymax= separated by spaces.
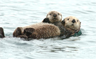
xmin=63 ymin=16 xmax=81 ymax=32
xmin=46 ymin=11 xmax=62 ymax=23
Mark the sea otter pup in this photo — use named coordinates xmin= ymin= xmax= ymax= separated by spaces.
xmin=0 ymin=27 xmax=5 ymax=38
xmin=13 ymin=22 xmax=72 ymax=39
xmin=42 ymin=11 xmax=62 ymax=23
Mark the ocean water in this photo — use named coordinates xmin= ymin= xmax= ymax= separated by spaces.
xmin=0 ymin=0 xmax=96 ymax=59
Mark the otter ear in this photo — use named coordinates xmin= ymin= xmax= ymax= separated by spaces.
xmin=79 ymin=22 xmax=81 ymax=27
xmin=80 ymin=22 xmax=81 ymax=24
xmin=42 ymin=18 xmax=50 ymax=23
xmin=61 ymin=19 xmax=65 ymax=25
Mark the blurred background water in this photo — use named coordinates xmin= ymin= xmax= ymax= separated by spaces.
xmin=0 ymin=0 xmax=96 ymax=59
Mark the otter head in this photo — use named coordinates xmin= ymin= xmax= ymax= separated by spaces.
xmin=46 ymin=11 xmax=62 ymax=23
xmin=62 ymin=16 xmax=81 ymax=33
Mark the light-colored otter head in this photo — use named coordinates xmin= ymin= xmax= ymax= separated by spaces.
xmin=62 ymin=16 xmax=81 ymax=33
xmin=46 ymin=11 xmax=62 ymax=23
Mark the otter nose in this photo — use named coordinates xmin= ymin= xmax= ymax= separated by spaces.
xmin=53 ymin=14 xmax=57 ymax=17
xmin=72 ymin=19 xmax=76 ymax=23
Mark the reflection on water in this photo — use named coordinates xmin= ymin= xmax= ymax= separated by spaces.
xmin=0 ymin=0 xmax=96 ymax=59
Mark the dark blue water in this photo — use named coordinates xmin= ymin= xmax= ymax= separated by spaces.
xmin=0 ymin=0 xmax=96 ymax=59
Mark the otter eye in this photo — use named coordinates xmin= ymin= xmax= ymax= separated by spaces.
xmin=67 ymin=18 xmax=69 ymax=20
xmin=50 ymin=14 xmax=51 ymax=15
xmin=58 ymin=13 xmax=59 ymax=15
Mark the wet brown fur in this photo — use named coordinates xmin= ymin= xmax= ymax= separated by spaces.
xmin=13 ymin=23 xmax=60 ymax=39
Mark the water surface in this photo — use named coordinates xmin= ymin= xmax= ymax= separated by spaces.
xmin=0 ymin=0 xmax=96 ymax=59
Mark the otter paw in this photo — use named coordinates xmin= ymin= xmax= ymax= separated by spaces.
xmin=42 ymin=18 xmax=50 ymax=23
xmin=0 ymin=27 xmax=5 ymax=38
xmin=13 ymin=27 xmax=22 ymax=37
xmin=24 ymin=28 xmax=35 ymax=36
